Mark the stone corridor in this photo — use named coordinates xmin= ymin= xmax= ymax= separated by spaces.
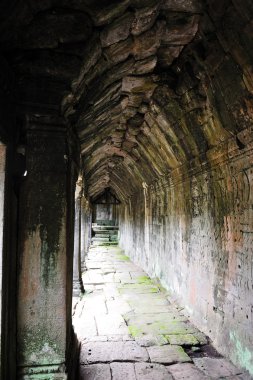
xmin=73 ymin=246 xmax=251 ymax=379
xmin=1 ymin=0 xmax=253 ymax=378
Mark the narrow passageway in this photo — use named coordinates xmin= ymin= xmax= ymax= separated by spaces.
xmin=73 ymin=246 xmax=250 ymax=380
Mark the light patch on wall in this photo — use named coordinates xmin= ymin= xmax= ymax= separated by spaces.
xmin=230 ymin=331 xmax=253 ymax=375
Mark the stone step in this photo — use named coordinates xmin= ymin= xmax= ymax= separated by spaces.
xmin=92 ymin=237 xmax=110 ymax=242
xmin=92 ymin=241 xmax=118 ymax=246
xmin=95 ymin=231 xmax=118 ymax=237
xmin=94 ymin=234 xmax=110 ymax=238
xmin=92 ymin=226 xmax=119 ymax=231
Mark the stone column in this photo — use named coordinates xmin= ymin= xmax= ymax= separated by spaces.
xmin=80 ymin=196 xmax=87 ymax=272
xmin=73 ymin=176 xmax=84 ymax=296
xmin=0 ymin=143 xmax=6 ymax=377
xmin=17 ymin=117 xmax=76 ymax=379
xmin=80 ymin=196 xmax=91 ymax=271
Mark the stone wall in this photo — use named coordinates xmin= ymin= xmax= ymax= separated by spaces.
xmin=119 ymin=131 xmax=253 ymax=375
xmin=0 ymin=142 xmax=6 ymax=376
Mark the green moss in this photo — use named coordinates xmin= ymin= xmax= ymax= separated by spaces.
xmin=18 ymin=327 xmax=64 ymax=366
xmin=128 ymin=325 xmax=143 ymax=337
xmin=137 ymin=275 xmax=153 ymax=285
xmin=116 ymin=254 xmax=130 ymax=261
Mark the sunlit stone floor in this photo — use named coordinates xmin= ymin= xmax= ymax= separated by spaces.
xmin=72 ymin=246 xmax=251 ymax=380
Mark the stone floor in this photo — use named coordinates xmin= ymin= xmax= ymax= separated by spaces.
xmin=72 ymin=246 xmax=252 ymax=380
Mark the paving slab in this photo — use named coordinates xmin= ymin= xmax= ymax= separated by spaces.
xmin=147 ymin=345 xmax=191 ymax=364
xmin=74 ymin=314 xmax=97 ymax=340
xmin=80 ymin=341 xmax=149 ymax=363
xmin=127 ymin=320 xmax=197 ymax=336
xmin=135 ymin=334 xmax=168 ymax=347
xmin=165 ymin=333 xmax=199 ymax=346
xmin=193 ymin=357 xmax=243 ymax=378
xmin=83 ymin=294 xmax=107 ymax=315
xmin=125 ymin=312 xmax=187 ymax=325
xmin=74 ymin=246 xmax=246 ymax=380
xmin=135 ymin=362 xmax=173 ymax=380
xmin=95 ymin=313 xmax=129 ymax=335
xmin=168 ymin=363 xmax=209 ymax=379
xmin=111 ymin=362 xmax=136 ymax=380
xmin=79 ymin=364 xmax=111 ymax=380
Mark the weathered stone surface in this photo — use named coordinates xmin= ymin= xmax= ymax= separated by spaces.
xmin=193 ymin=358 xmax=243 ymax=378
xmin=135 ymin=362 xmax=173 ymax=380
xmin=111 ymin=362 xmax=136 ymax=380
xmin=132 ymin=5 xmax=159 ymax=36
xmin=147 ymin=345 xmax=191 ymax=364
xmin=161 ymin=0 xmax=202 ymax=12
xmin=100 ymin=12 xmax=135 ymax=47
xmin=80 ymin=341 xmax=149 ymax=363
xmin=79 ymin=364 xmax=111 ymax=380
xmin=168 ymin=363 xmax=209 ymax=379
xmin=166 ymin=334 xmax=199 ymax=346
xmin=95 ymin=313 xmax=129 ymax=335
xmin=133 ymin=21 xmax=164 ymax=59
xmin=135 ymin=334 xmax=168 ymax=347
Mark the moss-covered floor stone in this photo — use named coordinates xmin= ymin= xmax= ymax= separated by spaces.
xmin=73 ymin=246 xmax=248 ymax=379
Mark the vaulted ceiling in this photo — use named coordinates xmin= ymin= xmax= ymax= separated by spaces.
xmin=1 ymin=0 xmax=253 ymax=201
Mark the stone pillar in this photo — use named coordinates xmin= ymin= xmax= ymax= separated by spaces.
xmin=80 ymin=196 xmax=87 ymax=272
xmin=0 ymin=142 xmax=6 ymax=377
xmin=73 ymin=176 xmax=84 ymax=296
xmin=80 ymin=196 xmax=91 ymax=271
xmin=17 ymin=117 xmax=76 ymax=379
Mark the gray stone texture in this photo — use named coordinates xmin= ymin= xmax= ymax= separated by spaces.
xmin=1 ymin=1 xmax=253 ymax=378
xmin=135 ymin=362 xmax=173 ymax=380
xmin=80 ymin=341 xmax=149 ymax=364
xmin=147 ymin=345 xmax=191 ymax=364
xmin=79 ymin=364 xmax=111 ymax=380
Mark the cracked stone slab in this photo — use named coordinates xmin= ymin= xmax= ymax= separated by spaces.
xmin=135 ymin=334 xmax=168 ymax=347
xmin=79 ymin=363 xmax=111 ymax=380
xmin=168 ymin=363 xmax=209 ymax=379
xmin=135 ymin=362 xmax=173 ymax=380
xmin=147 ymin=345 xmax=191 ymax=364
xmin=165 ymin=333 xmax=199 ymax=346
xmin=193 ymin=357 xmax=243 ymax=378
xmin=80 ymin=341 xmax=149 ymax=363
xmin=111 ymin=362 xmax=136 ymax=380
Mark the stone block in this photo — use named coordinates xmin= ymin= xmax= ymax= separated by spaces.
xmin=79 ymin=364 xmax=111 ymax=380
xmin=111 ymin=362 xmax=136 ymax=380
xmin=168 ymin=363 xmax=209 ymax=379
xmin=165 ymin=333 xmax=199 ymax=346
xmin=193 ymin=357 xmax=243 ymax=378
xmin=147 ymin=345 xmax=191 ymax=364
xmin=80 ymin=341 xmax=149 ymax=363
xmin=135 ymin=362 xmax=173 ymax=380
